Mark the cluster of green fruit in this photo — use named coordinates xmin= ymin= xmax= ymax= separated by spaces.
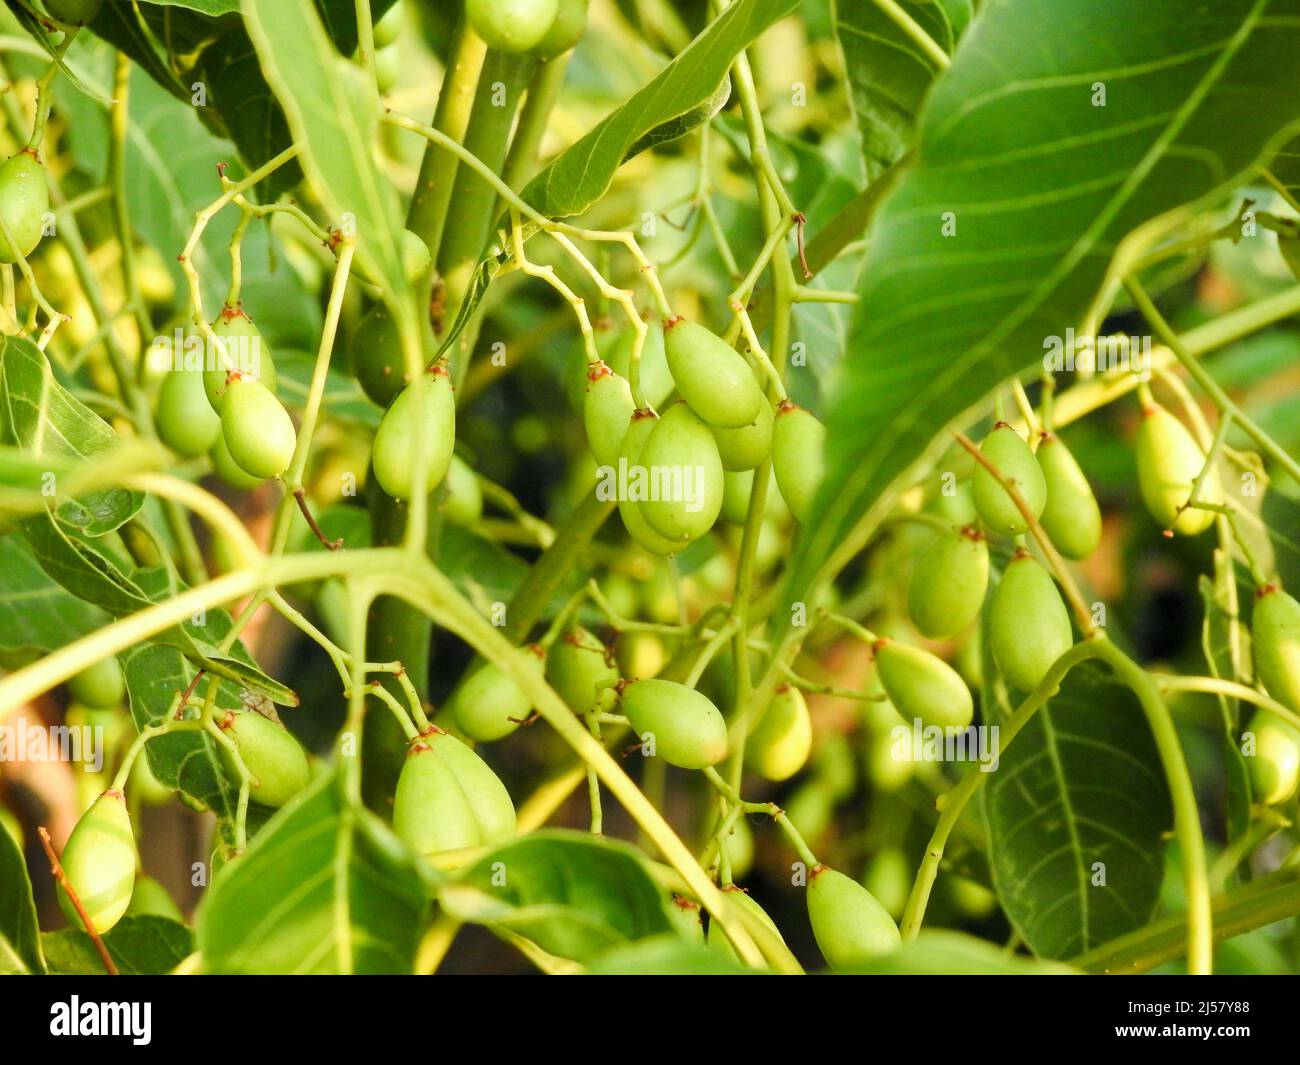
xmin=466 ymin=0 xmax=589 ymax=58
xmin=583 ymin=316 xmax=827 ymax=556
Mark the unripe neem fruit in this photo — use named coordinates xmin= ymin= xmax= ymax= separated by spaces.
xmin=447 ymin=645 xmax=546 ymax=742
xmin=583 ymin=360 xmax=635 ymax=468
xmin=1252 ymin=584 xmax=1300 ymax=714
xmin=204 ymin=307 xmax=276 ymax=409
xmin=971 ymin=422 xmax=1046 ymax=536
xmin=67 ymin=656 xmax=124 ymax=709
xmin=209 ymin=432 xmax=265 ymax=491
xmin=219 ymin=372 xmax=296 ymax=480
xmin=45 ymin=0 xmax=102 ymax=24
xmin=58 ymin=789 xmax=135 ymax=935
xmin=440 ymin=453 xmax=483 ymax=526
xmin=712 ymin=398 xmax=773 ymax=472
xmin=746 ymin=682 xmax=812 ymax=781
xmin=668 ymin=895 xmax=704 ymax=942
xmin=466 ymin=0 xmax=558 ymax=52
xmin=874 ymin=638 xmax=973 ymax=731
xmin=906 ymin=526 xmax=988 ymax=640
xmin=547 ymin=627 xmax=619 ymax=715
xmin=373 ymin=1 xmax=404 ymax=47
xmin=0 ymin=150 xmax=49 ymax=263
xmin=536 ymin=0 xmax=587 ymax=57
xmin=352 ymin=303 xmax=409 ymax=408
xmin=605 ymin=323 xmax=673 ymax=409
xmin=1037 ymin=432 xmax=1102 ymax=559
xmin=708 ymin=884 xmax=784 ymax=963
xmin=662 ymin=316 xmax=764 ymax=429
xmin=721 ymin=469 xmax=754 ymax=525
xmin=807 ymin=865 xmax=900 ymax=972
xmin=988 ymin=551 xmax=1073 ymax=692
xmin=1245 ymin=709 xmax=1300 ymax=805
xmin=157 ymin=367 xmax=222 ymax=458
xmin=125 ymin=875 xmax=184 ymax=922
xmin=1135 ymin=403 xmax=1220 ymax=536
xmin=372 ymin=365 xmax=456 ymax=500
xmin=399 ymin=228 xmax=430 ymax=283
xmin=217 ymin=710 xmax=311 ymax=807
xmin=616 ymin=411 xmax=682 ymax=556
xmin=637 ymin=401 xmax=725 ymax=543
xmin=419 ymin=727 xmax=516 ymax=844
xmin=392 ymin=741 xmax=480 ymax=856
xmin=620 ymin=678 xmax=729 ymax=769
xmin=771 ymin=400 xmax=825 ymax=523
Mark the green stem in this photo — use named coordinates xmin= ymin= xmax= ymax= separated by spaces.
xmin=502 ymin=53 xmax=570 ymax=192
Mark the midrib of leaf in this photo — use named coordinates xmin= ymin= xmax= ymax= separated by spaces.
xmin=1036 ymin=709 xmax=1090 ymax=949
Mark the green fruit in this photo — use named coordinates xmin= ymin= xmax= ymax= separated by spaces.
xmin=547 ymin=627 xmax=619 ymax=714
xmin=929 ymin=479 xmax=978 ymax=526
xmin=220 ymin=373 xmax=296 ymax=479
xmin=616 ymin=411 xmax=688 ymax=556
xmin=873 ymin=638 xmax=973 ymax=731
xmin=204 ymin=308 xmax=276 ymax=409
xmin=217 ymin=710 xmax=311 ymax=807
xmin=668 ymin=895 xmax=704 ymax=942
xmin=447 ymin=646 xmax=546 ymax=742
xmin=1253 ymin=585 xmax=1300 ymax=714
xmin=392 ymin=741 xmax=480 ymax=856
xmin=637 ymin=401 xmax=725 ymax=543
xmin=606 ymin=323 xmax=673 ymax=409
xmin=771 ymin=401 xmax=825 ymax=523
xmin=0 ymin=151 xmax=49 ymax=263
xmin=209 ymin=433 xmax=264 ymax=491
xmin=1037 ymin=432 xmax=1102 ymax=559
xmin=807 ymin=865 xmax=900 ymax=971
xmin=747 ymin=683 xmax=812 ymax=781
xmin=1245 ymin=709 xmax=1300 ymax=806
xmin=440 ymin=453 xmax=483 ymax=525
xmin=372 ymin=366 xmax=457 ymax=500
xmin=466 ymin=0 xmax=558 ymax=52
xmin=907 ymin=526 xmax=989 ymax=639
xmin=129 ymin=750 xmax=173 ymax=805
xmin=620 ymin=678 xmax=729 ymax=769
xmin=45 ymin=0 xmax=102 ymax=24
xmin=157 ymin=368 xmax=222 ymax=458
xmin=352 ymin=303 xmax=410 ymax=407
xmin=708 ymin=884 xmax=783 ymax=963
xmin=399 ymin=229 xmax=431 ymax=283
xmin=988 ymin=552 xmax=1073 ymax=692
xmin=537 ymin=0 xmax=588 ymax=57
xmin=374 ymin=1 xmax=404 ymax=47
xmin=721 ymin=469 xmax=754 ymax=525
xmin=720 ymin=816 xmax=754 ymax=880
xmin=662 ymin=316 xmax=763 ymax=429
xmin=583 ymin=361 xmax=636 ymax=467
xmin=58 ymin=789 xmax=135 ymax=935
xmin=420 ymin=727 xmax=516 ymax=844
xmin=712 ymin=399 xmax=773 ymax=472
xmin=971 ymin=423 xmax=1046 ymax=536
xmin=1135 ymin=403 xmax=1220 ymax=536
xmin=862 ymin=848 xmax=910 ymax=920
xmin=125 ymin=875 xmax=183 ymax=922
xmin=375 ymin=43 xmax=401 ymax=94
xmin=67 ymin=656 xmax=124 ymax=709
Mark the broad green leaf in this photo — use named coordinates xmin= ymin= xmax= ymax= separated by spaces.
xmin=0 ymin=532 xmax=108 ymax=669
xmin=41 ymin=916 xmax=192 ymax=975
xmin=1268 ymin=134 xmax=1300 ymax=204
xmin=2 ymin=0 xmax=111 ymax=102
xmin=0 ymin=336 xmax=141 ymax=535
xmin=586 ymin=934 xmax=755 ymax=975
xmin=243 ymin=0 xmax=404 ymax=296
xmin=439 ymin=831 xmax=675 ymax=963
xmin=522 ymin=0 xmax=800 ymax=219
xmin=833 ymin=0 xmax=971 ymax=177
xmin=1198 ymin=565 xmax=1252 ymax=847
xmin=838 ymin=931 xmax=1079 ymax=975
xmin=0 ymin=820 xmax=43 ymax=975
xmin=197 ymin=771 xmax=431 ymax=974
xmin=783 ymin=0 xmax=1300 ymax=641
xmin=982 ymin=662 xmax=1172 ymax=959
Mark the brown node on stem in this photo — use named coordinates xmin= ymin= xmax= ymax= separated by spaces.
xmin=776 ymin=398 xmax=800 ymax=416
xmin=585 ymin=359 xmax=614 ymax=383
xmin=959 ymin=524 xmax=985 ymax=542
xmin=1256 ymin=581 xmax=1280 ymax=600
xmin=662 ymin=314 xmax=685 ymax=332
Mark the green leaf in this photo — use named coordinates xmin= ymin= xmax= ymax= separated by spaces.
xmin=982 ymin=661 xmax=1172 ymax=959
xmin=833 ymin=0 xmax=971 ymax=177
xmin=0 ymin=532 xmax=108 ymax=669
xmin=784 ymin=0 xmax=1300 ymax=640
xmin=586 ymin=934 xmax=755 ymax=975
xmin=3 ymin=0 xmax=112 ymax=103
xmin=838 ymin=930 xmax=1079 ymax=975
xmin=439 ymin=831 xmax=675 ymax=963
xmin=0 ymin=335 xmax=142 ymax=536
xmin=41 ymin=916 xmax=192 ymax=975
xmin=197 ymin=771 xmax=432 ymax=974
xmin=1268 ymin=133 xmax=1300 ymax=204
xmin=522 ymin=0 xmax=800 ymax=218
xmin=0 ymin=820 xmax=43 ymax=974
xmin=242 ymin=0 xmax=404 ymax=296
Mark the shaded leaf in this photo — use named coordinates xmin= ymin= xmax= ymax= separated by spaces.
xmin=586 ymin=934 xmax=754 ymax=975
xmin=0 ymin=532 xmax=108 ymax=669
xmin=41 ymin=915 xmax=192 ymax=975
xmin=0 ymin=821 xmax=43 ymax=974
xmin=839 ymin=930 xmax=1079 ymax=975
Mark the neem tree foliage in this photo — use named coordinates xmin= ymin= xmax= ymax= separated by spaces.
xmin=1 ymin=0 xmax=1300 ymax=977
